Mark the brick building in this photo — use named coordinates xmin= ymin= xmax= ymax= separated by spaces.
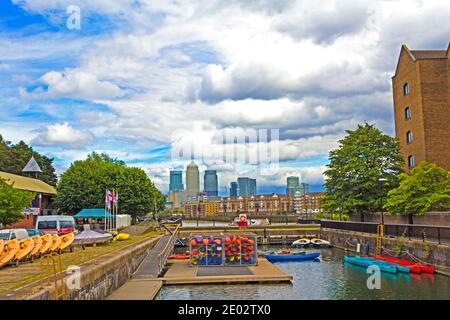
xmin=392 ymin=44 xmax=450 ymax=171
xmin=218 ymin=194 xmax=294 ymax=216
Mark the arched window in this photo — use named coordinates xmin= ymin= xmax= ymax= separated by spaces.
xmin=403 ymin=83 xmax=410 ymax=95
xmin=408 ymin=155 xmax=415 ymax=168
xmin=405 ymin=106 xmax=411 ymax=119
xmin=406 ymin=131 xmax=413 ymax=144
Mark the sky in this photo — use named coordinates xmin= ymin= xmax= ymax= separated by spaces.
xmin=1 ymin=0 xmax=450 ymax=195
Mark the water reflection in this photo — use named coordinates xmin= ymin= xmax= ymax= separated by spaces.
xmin=157 ymin=247 xmax=450 ymax=300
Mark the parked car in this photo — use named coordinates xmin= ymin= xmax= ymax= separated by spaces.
xmin=35 ymin=215 xmax=76 ymax=235
xmin=0 ymin=228 xmax=30 ymax=241
xmin=26 ymin=229 xmax=44 ymax=237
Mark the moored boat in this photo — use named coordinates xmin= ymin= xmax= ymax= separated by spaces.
xmin=310 ymin=238 xmax=332 ymax=248
xmin=344 ymin=256 xmax=397 ymax=274
xmin=363 ymin=257 xmax=410 ymax=273
xmin=292 ymin=238 xmax=311 ymax=247
xmin=265 ymin=252 xmax=320 ymax=262
xmin=375 ymin=256 xmax=435 ymax=274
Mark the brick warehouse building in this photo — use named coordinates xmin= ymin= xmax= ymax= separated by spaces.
xmin=392 ymin=44 xmax=450 ymax=171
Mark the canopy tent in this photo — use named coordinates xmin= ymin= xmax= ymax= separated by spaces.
xmin=74 ymin=208 xmax=113 ymax=219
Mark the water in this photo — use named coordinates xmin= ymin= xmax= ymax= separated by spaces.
xmin=156 ymin=247 xmax=450 ymax=300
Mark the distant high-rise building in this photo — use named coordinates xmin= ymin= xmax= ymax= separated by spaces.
xmin=286 ymin=176 xmax=300 ymax=195
xmin=237 ymin=177 xmax=249 ymax=197
xmin=230 ymin=182 xmax=238 ymax=197
xmin=237 ymin=177 xmax=256 ymax=197
xmin=186 ymin=161 xmax=199 ymax=197
xmin=299 ymin=183 xmax=310 ymax=196
xmin=204 ymin=170 xmax=218 ymax=197
xmin=249 ymin=178 xmax=257 ymax=196
xmin=169 ymin=170 xmax=183 ymax=192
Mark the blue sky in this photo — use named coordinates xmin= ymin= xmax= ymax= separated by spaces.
xmin=1 ymin=0 xmax=450 ymax=195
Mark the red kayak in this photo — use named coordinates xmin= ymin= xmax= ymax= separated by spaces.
xmin=375 ymin=256 xmax=435 ymax=274
xmin=169 ymin=254 xmax=190 ymax=259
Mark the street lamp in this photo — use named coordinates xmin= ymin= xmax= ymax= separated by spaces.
xmin=378 ymin=178 xmax=388 ymax=225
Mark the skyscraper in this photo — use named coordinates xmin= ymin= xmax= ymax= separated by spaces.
xmin=249 ymin=178 xmax=257 ymax=196
xmin=237 ymin=177 xmax=257 ymax=196
xmin=230 ymin=182 xmax=238 ymax=197
xmin=204 ymin=170 xmax=218 ymax=197
xmin=169 ymin=170 xmax=183 ymax=192
xmin=186 ymin=161 xmax=199 ymax=197
xmin=299 ymin=182 xmax=310 ymax=196
xmin=286 ymin=176 xmax=300 ymax=195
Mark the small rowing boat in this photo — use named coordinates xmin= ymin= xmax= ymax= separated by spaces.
xmin=265 ymin=252 xmax=320 ymax=262
xmin=292 ymin=238 xmax=311 ymax=247
xmin=344 ymin=256 xmax=397 ymax=274
xmin=310 ymin=238 xmax=332 ymax=248
xmin=375 ymin=256 xmax=434 ymax=274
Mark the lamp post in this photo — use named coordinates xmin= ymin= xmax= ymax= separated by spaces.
xmin=378 ymin=178 xmax=388 ymax=225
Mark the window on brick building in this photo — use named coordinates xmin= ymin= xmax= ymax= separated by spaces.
xmin=403 ymin=83 xmax=410 ymax=95
xmin=406 ymin=131 xmax=413 ymax=144
xmin=408 ymin=155 xmax=415 ymax=168
xmin=405 ymin=106 xmax=411 ymax=119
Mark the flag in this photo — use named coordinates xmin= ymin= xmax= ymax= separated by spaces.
xmin=105 ymin=190 xmax=111 ymax=209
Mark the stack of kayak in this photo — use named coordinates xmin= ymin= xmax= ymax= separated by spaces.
xmin=374 ymin=256 xmax=435 ymax=274
xmin=344 ymin=256 xmax=435 ymax=274
xmin=0 ymin=233 xmax=75 ymax=268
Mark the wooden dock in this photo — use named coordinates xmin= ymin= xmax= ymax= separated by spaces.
xmin=159 ymin=257 xmax=293 ymax=285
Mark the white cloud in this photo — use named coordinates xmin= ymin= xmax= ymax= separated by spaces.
xmin=32 ymin=122 xmax=95 ymax=148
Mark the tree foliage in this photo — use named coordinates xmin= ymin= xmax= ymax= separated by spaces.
xmin=384 ymin=162 xmax=450 ymax=218
xmin=0 ymin=178 xmax=35 ymax=226
xmin=54 ymin=152 xmax=165 ymax=218
xmin=0 ymin=135 xmax=57 ymax=186
xmin=322 ymin=123 xmax=404 ymax=220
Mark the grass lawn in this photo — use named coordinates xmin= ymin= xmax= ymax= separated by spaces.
xmin=0 ymin=231 xmax=163 ymax=296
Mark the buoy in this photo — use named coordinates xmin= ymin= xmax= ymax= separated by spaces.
xmin=202 ymin=238 xmax=209 ymax=245
xmin=191 ymin=239 xmax=197 ymax=246
xmin=248 ymin=239 xmax=254 ymax=245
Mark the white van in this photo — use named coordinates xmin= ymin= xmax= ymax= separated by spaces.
xmin=0 ymin=228 xmax=29 ymax=241
xmin=35 ymin=215 xmax=76 ymax=235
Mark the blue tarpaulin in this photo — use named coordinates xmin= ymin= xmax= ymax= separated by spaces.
xmin=74 ymin=208 xmax=113 ymax=219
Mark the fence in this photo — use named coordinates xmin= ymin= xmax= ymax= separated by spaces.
xmin=156 ymin=225 xmax=179 ymax=276
xmin=320 ymin=220 xmax=450 ymax=245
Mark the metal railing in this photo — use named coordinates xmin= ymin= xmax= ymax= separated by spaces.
xmin=320 ymin=220 xmax=450 ymax=244
xmin=156 ymin=225 xmax=180 ymax=276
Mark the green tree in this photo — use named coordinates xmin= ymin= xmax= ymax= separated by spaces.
xmin=0 ymin=178 xmax=35 ymax=226
xmin=384 ymin=162 xmax=450 ymax=224
xmin=54 ymin=152 xmax=165 ymax=220
xmin=0 ymin=136 xmax=57 ymax=186
xmin=322 ymin=123 xmax=404 ymax=221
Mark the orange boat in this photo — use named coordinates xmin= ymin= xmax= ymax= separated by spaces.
xmin=15 ymin=237 xmax=35 ymax=263
xmin=30 ymin=235 xmax=43 ymax=257
xmin=49 ymin=234 xmax=61 ymax=252
xmin=59 ymin=233 xmax=74 ymax=251
xmin=169 ymin=254 xmax=190 ymax=259
xmin=0 ymin=239 xmax=19 ymax=268
xmin=40 ymin=234 xmax=53 ymax=255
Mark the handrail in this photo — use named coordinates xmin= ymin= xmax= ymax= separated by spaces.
xmin=156 ymin=225 xmax=179 ymax=276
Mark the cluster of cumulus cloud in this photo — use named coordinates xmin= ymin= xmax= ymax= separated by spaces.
xmin=8 ymin=0 xmax=450 ymax=190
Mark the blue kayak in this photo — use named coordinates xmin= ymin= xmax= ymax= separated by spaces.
xmin=362 ymin=257 xmax=410 ymax=273
xmin=265 ymin=252 xmax=320 ymax=262
xmin=344 ymin=256 xmax=397 ymax=274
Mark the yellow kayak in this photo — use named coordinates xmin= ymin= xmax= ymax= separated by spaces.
xmin=49 ymin=234 xmax=61 ymax=252
xmin=15 ymin=237 xmax=35 ymax=262
xmin=40 ymin=234 xmax=53 ymax=255
xmin=59 ymin=233 xmax=74 ymax=251
xmin=115 ymin=233 xmax=130 ymax=241
xmin=0 ymin=239 xmax=19 ymax=268
xmin=0 ymin=240 xmax=4 ymax=253
xmin=30 ymin=235 xmax=43 ymax=257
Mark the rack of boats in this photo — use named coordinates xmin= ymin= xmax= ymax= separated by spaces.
xmin=344 ymin=255 xmax=435 ymax=274
xmin=0 ymin=233 xmax=75 ymax=268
